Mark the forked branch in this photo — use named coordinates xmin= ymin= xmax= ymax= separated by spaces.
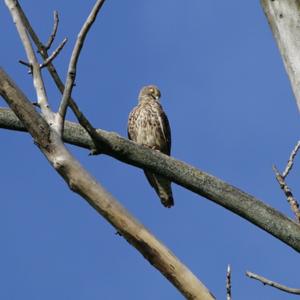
xmin=273 ymin=141 xmax=300 ymax=223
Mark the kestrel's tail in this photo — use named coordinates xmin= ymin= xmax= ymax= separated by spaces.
xmin=144 ymin=171 xmax=174 ymax=208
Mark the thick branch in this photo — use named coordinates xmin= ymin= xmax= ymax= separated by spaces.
xmin=1 ymin=105 xmax=300 ymax=253
xmin=261 ymin=0 xmax=300 ymax=112
xmin=0 ymin=68 xmax=214 ymax=300
xmin=246 ymin=271 xmax=300 ymax=295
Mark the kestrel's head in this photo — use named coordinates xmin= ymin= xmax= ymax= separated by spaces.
xmin=138 ymin=85 xmax=161 ymax=102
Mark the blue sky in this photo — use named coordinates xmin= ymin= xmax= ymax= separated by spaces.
xmin=1 ymin=1 xmax=300 ymax=299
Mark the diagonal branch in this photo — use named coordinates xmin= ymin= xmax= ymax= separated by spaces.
xmin=4 ymin=0 xmax=53 ymax=122
xmin=261 ymin=0 xmax=300 ymax=112
xmin=57 ymin=0 xmax=106 ymax=135
xmin=1 ymin=106 xmax=300 ymax=254
xmin=246 ymin=271 xmax=300 ymax=295
xmin=0 ymin=67 xmax=215 ymax=300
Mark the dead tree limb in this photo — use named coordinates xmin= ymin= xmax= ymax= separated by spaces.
xmin=261 ymin=0 xmax=300 ymax=112
xmin=1 ymin=105 xmax=300 ymax=255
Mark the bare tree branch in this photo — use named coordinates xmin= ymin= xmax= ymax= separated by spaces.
xmin=4 ymin=0 xmax=53 ymax=122
xmin=45 ymin=11 xmax=59 ymax=50
xmin=0 ymin=67 xmax=215 ymax=300
xmin=246 ymin=271 xmax=300 ymax=295
xmin=57 ymin=0 xmax=106 ymax=134
xmin=226 ymin=265 xmax=232 ymax=300
xmin=261 ymin=0 xmax=300 ymax=112
xmin=1 ymin=105 xmax=300 ymax=254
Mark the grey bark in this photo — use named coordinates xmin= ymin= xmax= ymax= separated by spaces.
xmin=1 ymin=103 xmax=300 ymax=253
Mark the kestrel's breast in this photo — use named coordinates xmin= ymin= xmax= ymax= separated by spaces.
xmin=128 ymin=102 xmax=166 ymax=152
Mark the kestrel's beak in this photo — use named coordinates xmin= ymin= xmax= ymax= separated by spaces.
xmin=150 ymin=94 xmax=159 ymax=100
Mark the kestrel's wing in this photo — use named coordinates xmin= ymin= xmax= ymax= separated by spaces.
xmin=127 ymin=106 xmax=138 ymax=141
xmin=155 ymin=103 xmax=171 ymax=155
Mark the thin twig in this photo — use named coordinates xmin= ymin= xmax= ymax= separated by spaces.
xmin=18 ymin=60 xmax=31 ymax=68
xmin=5 ymin=0 xmax=53 ymax=122
xmin=226 ymin=265 xmax=232 ymax=300
xmin=57 ymin=0 xmax=106 ymax=135
xmin=45 ymin=11 xmax=59 ymax=50
xmin=18 ymin=60 xmax=32 ymax=74
xmin=282 ymin=140 xmax=300 ymax=178
xmin=246 ymin=271 xmax=300 ymax=295
xmin=273 ymin=165 xmax=300 ymax=223
xmin=40 ymin=37 xmax=67 ymax=69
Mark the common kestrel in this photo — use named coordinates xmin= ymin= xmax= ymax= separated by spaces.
xmin=128 ymin=85 xmax=174 ymax=208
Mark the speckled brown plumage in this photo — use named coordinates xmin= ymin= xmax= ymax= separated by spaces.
xmin=128 ymin=85 xmax=174 ymax=208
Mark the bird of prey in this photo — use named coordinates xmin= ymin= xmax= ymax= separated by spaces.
xmin=128 ymin=85 xmax=174 ymax=208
